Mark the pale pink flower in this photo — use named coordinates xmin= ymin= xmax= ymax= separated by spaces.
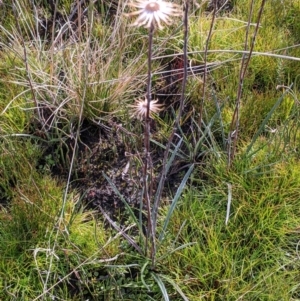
xmin=130 ymin=97 xmax=163 ymax=120
xmin=126 ymin=0 xmax=182 ymax=29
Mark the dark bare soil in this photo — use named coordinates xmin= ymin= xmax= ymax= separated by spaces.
xmin=67 ymin=118 xmax=187 ymax=218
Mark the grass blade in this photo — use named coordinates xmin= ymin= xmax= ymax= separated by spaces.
xmin=159 ymin=274 xmax=190 ymax=301
xmin=246 ymin=87 xmax=291 ymax=155
xmin=153 ymin=137 xmax=183 ymax=217
xmin=103 ymin=172 xmax=143 ymax=235
xmin=157 ymin=242 xmax=196 ymax=261
xmin=159 ymin=164 xmax=194 ymax=242
xmin=99 ymin=206 xmax=143 ymax=255
xmin=225 ymin=183 xmax=232 ymax=225
xmin=151 ymin=272 xmax=169 ymax=301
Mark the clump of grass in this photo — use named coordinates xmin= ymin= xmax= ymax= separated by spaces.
xmin=6 ymin=0 xmax=146 ymax=115
xmin=0 ymin=175 xmax=68 ymax=299
xmin=164 ymin=147 xmax=300 ymax=300
xmin=0 ymin=139 xmax=41 ymax=201
xmin=0 ymin=172 xmax=121 ymax=300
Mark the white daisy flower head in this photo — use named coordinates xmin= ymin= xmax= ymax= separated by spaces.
xmin=126 ymin=0 xmax=182 ymax=29
xmin=130 ymin=97 xmax=164 ymax=120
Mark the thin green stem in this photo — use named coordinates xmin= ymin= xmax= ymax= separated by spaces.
xmin=152 ymin=0 xmax=189 ymax=267
xmin=199 ymin=0 xmax=217 ymax=127
xmin=144 ymin=22 xmax=155 ymax=259
xmin=227 ymin=0 xmax=266 ymax=167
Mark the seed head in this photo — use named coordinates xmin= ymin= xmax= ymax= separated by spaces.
xmin=130 ymin=97 xmax=163 ymax=120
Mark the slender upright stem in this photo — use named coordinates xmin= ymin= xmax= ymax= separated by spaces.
xmin=227 ymin=0 xmax=266 ymax=167
xmin=152 ymin=0 xmax=189 ymax=267
xmin=12 ymin=1 xmax=42 ymax=124
xmin=144 ymin=23 xmax=155 ymax=258
xmin=199 ymin=0 xmax=217 ymax=127
xmin=50 ymin=0 xmax=59 ymax=85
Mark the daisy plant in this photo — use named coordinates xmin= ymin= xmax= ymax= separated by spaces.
xmin=126 ymin=0 xmax=182 ymax=263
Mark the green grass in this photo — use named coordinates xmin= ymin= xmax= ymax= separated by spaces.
xmin=1 ymin=0 xmax=300 ymax=300
xmin=165 ymin=152 xmax=300 ymax=300
xmin=0 ymin=174 xmax=121 ymax=300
